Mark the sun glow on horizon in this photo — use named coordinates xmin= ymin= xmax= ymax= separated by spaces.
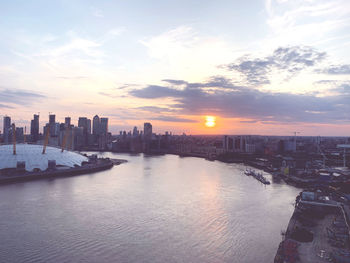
xmin=205 ymin=116 xmax=216 ymax=128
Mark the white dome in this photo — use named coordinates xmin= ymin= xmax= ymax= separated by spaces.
xmin=0 ymin=144 xmax=88 ymax=172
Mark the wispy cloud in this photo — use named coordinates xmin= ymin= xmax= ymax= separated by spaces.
xmin=140 ymin=26 xmax=234 ymax=79
xmin=136 ymin=106 xmax=178 ymax=113
xmin=0 ymin=89 xmax=46 ymax=106
xmin=56 ymin=76 xmax=88 ymax=80
xmin=265 ymin=0 xmax=350 ymax=46
xmin=150 ymin=116 xmax=197 ymax=123
xmin=224 ymin=46 xmax=326 ymax=86
xmin=320 ymin=64 xmax=350 ymax=75
xmin=0 ymin=103 xmax=15 ymax=109
xmin=91 ymin=7 xmax=104 ymax=18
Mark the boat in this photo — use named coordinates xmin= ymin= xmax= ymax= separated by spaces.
xmin=244 ymin=169 xmax=270 ymax=185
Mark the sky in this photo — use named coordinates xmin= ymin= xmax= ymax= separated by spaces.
xmin=1 ymin=0 xmax=350 ymax=135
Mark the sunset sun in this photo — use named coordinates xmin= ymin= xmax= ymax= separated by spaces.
xmin=205 ymin=116 xmax=216 ymax=128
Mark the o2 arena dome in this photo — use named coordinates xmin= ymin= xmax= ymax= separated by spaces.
xmin=0 ymin=144 xmax=88 ymax=172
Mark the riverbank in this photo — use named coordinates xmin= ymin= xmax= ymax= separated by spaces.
xmin=274 ymin=189 xmax=350 ymax=262
xmin=0 ymin=157 xmax=127 ymax=185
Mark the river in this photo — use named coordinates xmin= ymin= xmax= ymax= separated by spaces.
xmin=0 ymin=153 xmax=300 ymax=263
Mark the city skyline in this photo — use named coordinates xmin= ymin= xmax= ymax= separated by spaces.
xmin=1 ymin=1 xmax=350 ymax=135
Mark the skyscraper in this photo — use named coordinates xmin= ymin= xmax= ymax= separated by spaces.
xmin=3 ymin=116 xmax=11 ymax=143
xmin=100 ymin=118 xmax=108 ymax=135
xmin=133 ymin=126 xmax=139 ymax=137
xmin=65 ymin=117 xmax=71 ymax=127
xmin=30 ymin=114 xmax=39 ymax=142
xmin=92 ymin=115 xmax=100 ymax=135
xmin=49 ymin=114 xmax=56 ymax=136
xmin=144 ymin=122 xmax=152 ymax=141
xmin=78 ymin=117 xmax=88 ymax=130
xmin=87 ymin=119 xmax=91 ymax=134
xmin=78 ymin=117 xmax=89 ymax=145
xmin=49 ymin=114 xmax=55 ymax=124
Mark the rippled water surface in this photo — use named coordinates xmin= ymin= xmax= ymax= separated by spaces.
xmin=0 ymin=153 xmax=300 ymax=263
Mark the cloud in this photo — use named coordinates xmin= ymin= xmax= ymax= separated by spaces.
xmin=140 ymin=26 xmax=233 ymax=79
xmin=150 ymin=116 xmax=197 ymax=123
xmin=321 ymin=64 xmax=350 ymax=75
xmin=0 ymin=89 xmax=46 ymax=106
xmin=162 ymin=79 xmax=188 ymax=85
xmin=57 ymin=76 xmax=88 ymax=80
xmin=334 ymin=83 xmax=350 ymax=95
xmin=98 ymin=91 xmax=121 ymax=98
xmin=130 ymin=85 xmax=183 ymax=98
xmin=224 ymin=46 xmax=326 ymax=85
xmin=129 ymin=76 xmax=350 ymax=124
xmin=240 ymin=120 xmax=258 ymax=123
xmin=114 ymin=83 xmax=139 ymax=90
xmin=91 ymin=7 xmax=104 ymax=18
xmin=0 ymin=103 xmax=15 ymax=109
xmin=264 ymin=0 xmax=350 ymax=48
xmin=136 ymin=106 xmax=178 ymax=113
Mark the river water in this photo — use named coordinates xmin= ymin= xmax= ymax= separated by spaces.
xmin=0 ymin=153 xmax=300 ymax=263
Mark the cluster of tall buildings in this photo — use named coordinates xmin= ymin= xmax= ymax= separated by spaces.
xmin=1 ymin=114 xmax=110 ymax=150
xmin=113 ymin=122 xmax=172 ymax=153
xmin=223 ymin=135 xmax=257 ymax=153
xmin=2 ymin=114 xmax=157 ymax=153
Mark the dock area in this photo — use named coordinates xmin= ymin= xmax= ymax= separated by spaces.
xmin=275 ymin=188 xmax=350 ymax=262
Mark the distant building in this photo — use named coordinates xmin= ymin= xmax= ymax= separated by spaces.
xmin=49 ymin=114 xmax=55 ymax=124
xmin=144 ymin=122 xmax=152 ymax=141
xmin=49 ymin=114 xmax=58 ymax=136
xmin=223 ymin=135 xmax=228 ymax=151
xmin=78 ymin=117 xmax=88 ymax=130
xmin=92 ymin=115 xmax=100 ymax=135
xmin=65 ymin=117 xmax=71 ymax=127
xmin=8 ymin=125 xmax=24 ymax=143
xmin=3 ymin=116 xmax=11 ymax=143
xmin=87 ymin=119 xmax=91 ymax=134
xmin=100 ymin=118 xmax=108 ymax=135
xmin=16 ymin=127 xmax=24 ymax=143
xmin=278 ymin=140 xmax=296 ymax=153
xmin=30 ymin=114 xmax=39 ymax=142
xmin=73 ymin=126 xmax=84 ymax=150
xmin=245 ymin=143 xmax=256 ymax=153
xmin=133 ymin=126 xmax=139 ymax=137
xmin=78 ymin=117 xmax=90 ymax=146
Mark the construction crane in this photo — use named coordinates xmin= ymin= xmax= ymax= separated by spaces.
xmin=42 ymin=127 xmax=50 ymax=154
xmin=12 ymin=123 xmax=16 ymax=155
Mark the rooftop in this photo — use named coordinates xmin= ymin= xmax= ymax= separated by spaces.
xmin=0 ymin=144 xmax=88 ymax=172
